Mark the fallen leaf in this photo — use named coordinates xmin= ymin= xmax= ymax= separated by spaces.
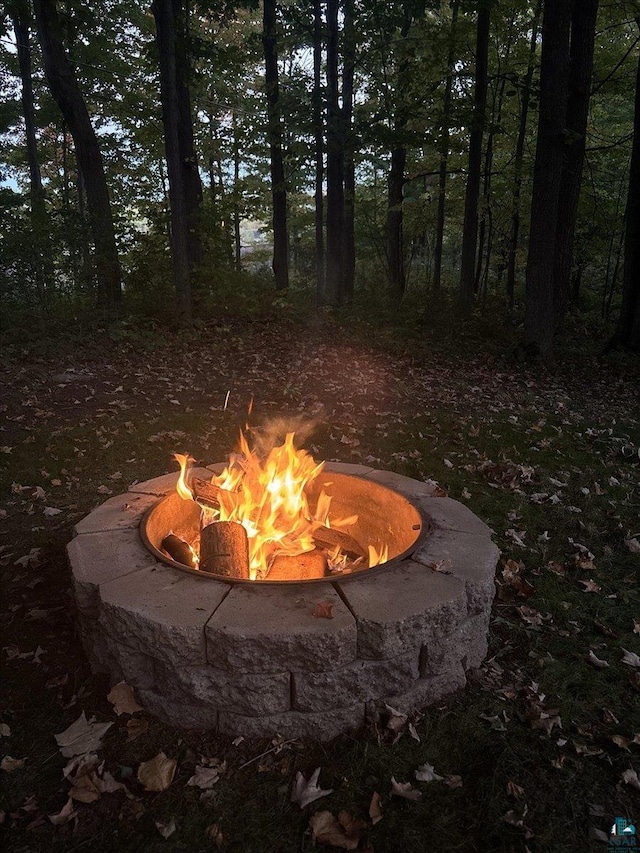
xmin=586 ymin=650 xmax=609 ymax=669
xmin=507 ymin=781 xmax=525 ymax=799
xmin=579 ymin=579 xmax=601 ymax=594
xmin=443 ymin=774 xmax=463 ymax=789
xmin=0 ymin=724 xmax=10 ymax=737
xmin=137 ymin=751 xmax=177 ymax=792
xmin=408 ymin=722 xmax=420 ymax=742
xmin=186 ymin=765 xmax=220 ymax=790
xmin=594 ymin=619 xmax=618 ymax=639
xmin=389 ymin=777 xmax=422 ymax=801
xmin=43 ymin=506 xmax=62 ymax=517
xmin=414 ymin=763 xmax=442 ymax=782
xmin=621 ymin=649 xmax=640 ymax=668
xmin=624 ymin=538 xmax=640 ymax=554
xmin=155 ymin=818 xmax=176 ymax=839
xmin=126 ymin=718 xmax=148 ymax=741
xmin=384 ymin=704 xmax=408 ymax=733
xmin=48 ymin=798 xmax=77 ymax=826
xmin=107 ymin=682 xmax=143 ymax=716
xmin=308 ymin=810 xmax=361 ymax=850
xmin=291 ymin=767 xmax=333 ymax=808
xmin=54 ymin=712 xmax=113 ymax=758
xmin=1 ymin=756 xmax=25 ymax=772
xmin=369 ymin=791 xmax=383 ymax=825
xmin=311 ymin=601 xmax=334 ymax=619
xmin=621 ymin=768 xmax=640 ymax=791
xmin=205 ymin=822 xmax=224 ymax=848
xmin=518 ymin=605 xmax=543 ymax=627
xmin=502 ymin=806 xmax=534 ymax=839
xmin=610 ymin=735 xmax=631 ymax=751
xmin=634 ymin=619 xmax=640 ymax=635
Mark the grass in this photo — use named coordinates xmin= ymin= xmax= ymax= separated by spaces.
xmin=0 ymin=307 xmax=639 ymax=852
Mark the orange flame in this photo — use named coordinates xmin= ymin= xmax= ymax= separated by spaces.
xmin=174 ymin=453 xmax=195 ymax=501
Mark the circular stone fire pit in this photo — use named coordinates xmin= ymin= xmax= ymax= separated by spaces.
xmin=68 ymin=463 xmax=499 ymax=741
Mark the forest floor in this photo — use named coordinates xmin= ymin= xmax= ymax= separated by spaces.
xmin=0 ymin=311 xmax=639 ymax=853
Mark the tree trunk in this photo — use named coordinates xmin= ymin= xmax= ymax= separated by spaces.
xmin=433 ymin=0 xmax=459 ymax=293
xmin=232 ymin=110 xmax=241 ymax=273
xmin=386 ymin=146 xmax=407 ymax=297
xmin=506 ymin=0 xmax=541 ymax=313
xmin=524 ymin=0 xmax=572 ymax=359
xmin=33 ymin=0 xmax=121 ymax=313
xmin=12 ymin=3 xmax=54 ymax=306
xmin=152 ymin=0 xmax=203 ymax=322
xmin=458 ymin=0 xmax=491 ymax=314
xmin=263 ymin=0 xmax=289 ymax=291
xmin=325 ymin=0 xmax=344 ymax=306
xmin=313 ymin=0 xmax=325 ymax=303
xmin=612 ymin=45 xmax=640 ymax=351
xmin=342 ymin=0 xmax=356 ymax=303
xmin=553 ymin=0 xmax=598 ymax=327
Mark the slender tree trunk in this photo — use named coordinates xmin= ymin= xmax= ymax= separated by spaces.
xmin=459 ymin=0 xmax=491 ymax=314
xmin=612 ymin=44 xmax=640 ymax=351
xmin=433 ymin=0 xmax=459 ymax=293
xmin=263 ymin=0 xmax=289 ymax=290
xmin=343 ymin=0 xmax=356 ymax=303
xmin=325 ymin=0 xmax=344 ymax=305
xmin=313 ymin=0 xmax=325 ymax=303
xmin=232 ymin=110 xmax=241 ymax=273
xmin=386 ymin=146 xmax=407 ymax=297
xmin=33 ymin=0 xmax=121 ymax=313
xmin=553 ymin=0 xmax=598 ymax=327
xmin=507 ymin=0 xmax=541 ymax=312
xmin=153 ymin=0 xmax=203 ymax=321
xmin=524 ymin=0 xmax=573 ymax=358
xmin=12 ymin=4 xmax=54 ymax=305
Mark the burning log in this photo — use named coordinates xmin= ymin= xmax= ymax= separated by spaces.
xmin=200 ymin=521 xmax=250 ymax=579
xmin=311 ymin=526 xmax=367 ymax=562
xmin=191 ymin=477 xmax=229 ymax=509
xmin=267 ymin=550 xmax=328 ymax=581
xmin=161 ymin=534 xmax=196 ymax=567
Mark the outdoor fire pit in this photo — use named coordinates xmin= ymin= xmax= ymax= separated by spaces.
xmin=68 ymin=439 xmax=499 ymax=740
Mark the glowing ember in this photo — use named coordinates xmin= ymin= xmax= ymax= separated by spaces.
xmin=173 ymin=433 xmax=389 ymax=581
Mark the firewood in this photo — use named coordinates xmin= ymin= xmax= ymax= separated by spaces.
xmin=267 ymin=549 xmax=328 ymax=581
xmin=191 ymin=477 xmax=226 ymax=509
xmin=161 ymin=534 xmax=196 ymax=568
xmin=200 ymin=520 xmax=250 ymax=579
xmin=311 ymin=526 xmax=367 ymax=562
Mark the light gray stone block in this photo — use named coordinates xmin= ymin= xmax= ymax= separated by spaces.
xmin=413 ymin=530 xmax=499 ymax=615
xmin=128 ymin=467 xmax=213 ymax=495
xmin=293 ymin=652 xmax=419 ymax=712
xmin=420 ymin=612 xmax=489 ymax=677
xmin=324 ymin=462 xmax=376 ymax=476
xmin=217 ymin=703 xmax=365 ymax=741
xmin=336 ymin=561 xmax=467 ymax=659
xmin=417 ymin=497 xmax=493 ymax=537
xmin=99 ymin=565 xmax=228 ymax=667
xmin=206 ymin=584 xmax=357 ymax=673
xmin=137 ymin=687 xmax=218 ymax=729
xmin=371 ymin=665 xmax=467 ymax=718
xmin=68 ymin=529 xmax=159 ymax=616
xmin=362 ymin=469 xmax=439 ymax=499
xmin=73 ymin=492 xmax=158 ymax=536
xmin=175 ymin=666 xmax=291 ymax=716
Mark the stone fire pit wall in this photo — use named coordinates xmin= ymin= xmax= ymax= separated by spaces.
xmin=68 ymin=464 xmax=499 ymax=741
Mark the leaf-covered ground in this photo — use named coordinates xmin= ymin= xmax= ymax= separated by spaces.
xmin=1 ymin=315 xmax=639 ymax=852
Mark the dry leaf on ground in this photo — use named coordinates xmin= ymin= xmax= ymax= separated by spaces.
xmin=290 ymin=767 xmax=333 ymax=808
xmin=54 ymin=712 xmax=113 ymax=758
xmin=48 ymin=798 xmax=77 ymax=826
xmin=137 ymin=751 xmax=177 ymax=792
xmin=587 ymin=650 xmax=609 ymax=669
xmin=389 ymin=777 xmax=422 ymax=801
xmin=311 ymin=601 xmax=334 ymax=619
xmin=621 ymin=768 xmax=640 ymax=791
xmin=107 ymin=682 xmax=143 ymax=716
xmin=155 ymin=818 xmax=176 ymax=839
xmin=369 ymin=791 xmax=383 ymax=825
xmin=1 ymin=756 xmax=25 ymax=772
xmin=0 ymin=724 xmax=10 ymax=737
xmin=624 ymin=538 xmax=640 ymax=554
xmin=308 ymin=810 xmax=362 ymax=850
xmin=126 ymin=718 xmax=148 ymax=741
xmin=507 ymin=781 xmax=525 ymax=799
xmin=443 ymin=775 xmax=463 ymax=789
xmin=186 ymin=765 xmax=220 ymax=790
xmin=621 ymin=649 xmax=640 ymax=668
xmin=414 ymin=763 xmax=442 ymax=782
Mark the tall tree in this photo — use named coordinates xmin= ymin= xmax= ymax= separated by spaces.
xmin=11 ymin=0 xmax=54 ymax=305
xmin=524 ymin=0 xmax=573 ymax=358
xmin=342 ymin=0 xmax=356 ymax=302
xmin=552 ymin=0 xmax=599 ymax=326
xmin=433 ymin=0 xmax=459 ymax=294
xmin=612 ymin=39 xmax=640 ymax=351
xmin=312 ymin=0 xmax=324 ymax=303
xmin=263 ymin=0 xmax=289 ymax=291
xmin=506 ymin=0 xmax=541 ymax=313
xmin=458 ymin=0 xmax=491 ymax=313
xmin=325 ymin=0 xmax=345 ymax=305
xmin=152 ymin=0 xmax=203 ymax=322
xmin=32 ymin=0 xmax=122 ymax=313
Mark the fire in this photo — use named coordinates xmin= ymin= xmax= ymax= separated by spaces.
xmin=174 ymin=432 xmax=367 ymax=580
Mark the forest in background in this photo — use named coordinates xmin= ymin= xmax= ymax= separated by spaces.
xmin=0 ymin=0 xmax=639 ymax=359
